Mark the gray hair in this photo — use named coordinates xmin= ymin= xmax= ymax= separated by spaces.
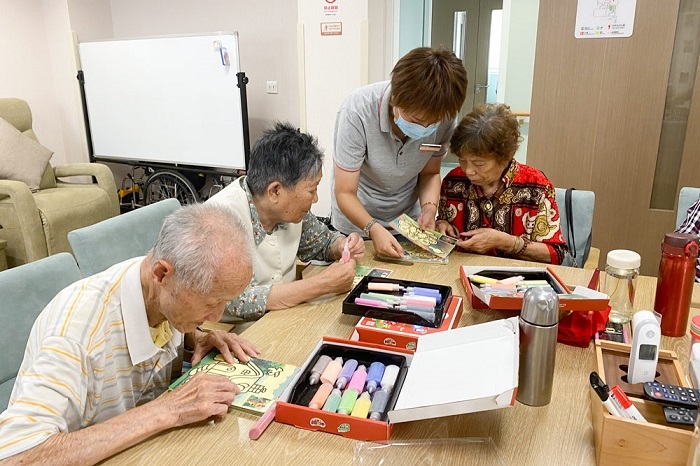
xmin=151 ymin=203 xmax=253 ymax=295
xmin=246 ymin=122 xmax=324 ymax=196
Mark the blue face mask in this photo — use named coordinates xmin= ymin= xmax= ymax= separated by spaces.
xmin=394 ymin=112 xmax=438 ymax=140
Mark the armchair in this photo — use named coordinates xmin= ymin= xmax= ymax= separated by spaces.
xmin=0 ymin=98 xmax=119 ymax=268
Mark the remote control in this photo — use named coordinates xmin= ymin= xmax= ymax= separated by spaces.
xmin=663 ymin=406 xmax=697 ymax=426
xmin=643 ymin=381 xmax=700 ymax=409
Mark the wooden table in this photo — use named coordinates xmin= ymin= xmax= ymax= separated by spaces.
xmin=102 ymin=246 xmax=700 ymax=466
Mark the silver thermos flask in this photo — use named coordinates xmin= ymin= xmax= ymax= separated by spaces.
xmin=516 ymin=287 xmax=559 ymax=407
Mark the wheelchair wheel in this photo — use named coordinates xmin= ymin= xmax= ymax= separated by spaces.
xmin=144 ymin=169 xmax=200 ymax=205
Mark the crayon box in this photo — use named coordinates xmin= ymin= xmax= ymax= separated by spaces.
xmin=460 ymin=266 xmax=609 ymax=312
xmin=276 ymin=317 xmax=519 ymax=442
xmin=351 ymin=296 xmax=463 ymax=351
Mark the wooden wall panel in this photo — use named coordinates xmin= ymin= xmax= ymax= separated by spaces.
xmin=528 ymin=0 xmax=680 ymax=276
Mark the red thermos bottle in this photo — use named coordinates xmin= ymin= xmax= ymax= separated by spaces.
xmin=654 ymin=232 xmax=700 ymax=337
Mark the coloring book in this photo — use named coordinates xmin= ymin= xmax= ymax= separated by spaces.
xmin=375 ymin=241 xmax=449 ymax=264
xmin=388 ymin=214 xmax=457 ymax=259
xmin=170 ymin=352 xmax=299 ymax=415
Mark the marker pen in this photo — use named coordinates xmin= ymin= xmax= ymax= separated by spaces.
xmin=589 ymin=372 xmax=630 ymax=419
xmin=367 ymin=283 xmax=441 ymax=297
xmin=611 ymin=385 xmax=647 ymax=422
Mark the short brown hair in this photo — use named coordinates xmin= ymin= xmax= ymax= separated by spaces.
xmin=390 ymin=47 xmax=468 ymax=121
xmin=450 ymin=103 xmax=521 ymax=163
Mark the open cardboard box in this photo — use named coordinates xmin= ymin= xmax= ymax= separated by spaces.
xmin=343 ymin=276 xmax=452 ymax=328
xmin=591 ymin=340 xmax=694 ymax=465
xmin=460 ymin=265 xmax=609 ymax=312
xmin=351 ymin=296 xmax=463 ymax=351
xmin=276 ymin=317 xmax=519 ymax=441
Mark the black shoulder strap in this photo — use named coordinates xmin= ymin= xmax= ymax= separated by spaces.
xmin=565 ymin=188 xmax=577 ymax=261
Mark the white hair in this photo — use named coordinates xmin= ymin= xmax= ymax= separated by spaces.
xmin=151 ymin=203 xmax=253 ymax=295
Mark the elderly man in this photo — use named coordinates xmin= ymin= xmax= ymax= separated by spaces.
xmin=207 ymin=122 xmax=364 ymax=320
xmin=0 ymin=204 xmax=259 ymax=464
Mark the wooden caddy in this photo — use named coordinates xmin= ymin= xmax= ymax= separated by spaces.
xmin=591 ymin=340 xmax=694 ymax=465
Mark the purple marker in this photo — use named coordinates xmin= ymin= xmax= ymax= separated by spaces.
xmin=335 ymin=359 xmax=359 ymax=389
xmin=365 ymin=362 xmax=386 ymax=395
xmin=347 ymin=364 xmax=368 ymax=393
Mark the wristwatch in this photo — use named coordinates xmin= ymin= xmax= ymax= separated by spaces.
xmin=363 ymin=219 xmax=378 ymax=237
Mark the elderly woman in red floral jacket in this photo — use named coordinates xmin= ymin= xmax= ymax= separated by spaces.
xmin=436 ymin=103 xmax=567 ymax=264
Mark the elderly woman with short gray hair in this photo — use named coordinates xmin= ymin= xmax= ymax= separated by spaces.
xmin=207 ymin=122 xmax=364 ymax=320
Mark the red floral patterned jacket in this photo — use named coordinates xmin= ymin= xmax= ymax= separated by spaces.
xmin=438 ymin=161 xmax=568 ymax=264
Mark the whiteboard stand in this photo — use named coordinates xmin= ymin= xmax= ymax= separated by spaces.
xmin=76 ymin=33 xmax=251 ymax=208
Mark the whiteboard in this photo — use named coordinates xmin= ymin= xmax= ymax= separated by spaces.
xmin=79 ymin=33 xmax=246 ymax=171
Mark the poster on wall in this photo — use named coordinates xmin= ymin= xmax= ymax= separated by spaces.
xmin=574 ymin=0 xmax=636 ymax=38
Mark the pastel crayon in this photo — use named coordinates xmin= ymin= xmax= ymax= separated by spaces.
xmin=309 ymin=355 xmax=332 ymax=385
xmin=320 ymin=357 xmax=343 ymax=385
xmin=322 ymin=388 xmax=342 ymax=412
xmin=308 ymin=383 xmax=334 ymax=409
xmin=350 ymin=392 xmax=372 ymax=418
xmin=335 ymin=359 xmax=359 ymax=389
xmin=337 ymin=389 xmax=359 ymax=415
xmin=365 ymin=362 xmax=386 ymax=394
xmin=368 ymin=389 xmax=390 ymax=421
xmin=347 ymin=365 xmax=368 ymax=393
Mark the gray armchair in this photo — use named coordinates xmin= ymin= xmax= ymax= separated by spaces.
xmin=0 ymin=98 xmax=119 ymax=268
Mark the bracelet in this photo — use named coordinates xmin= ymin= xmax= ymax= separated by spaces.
xmin=514 ymin=238 xmax=530 ymax=257
xmin=421 ymin=201 xmax=438 ymax=209
xmin=363 ymin=219 xmax=378 ymax=237
xmin=507 ymin=235 xmax=520 ymax=255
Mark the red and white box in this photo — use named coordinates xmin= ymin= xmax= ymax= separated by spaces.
xmin=460 ymin=265 xmax=609 ymax=312
xmin=352 ymin=296 xmax=464 ymax=351
xmin=276 ymin=317 xmax=519 ymax=442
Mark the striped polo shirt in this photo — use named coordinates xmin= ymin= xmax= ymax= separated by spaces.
xmin=0 ymin=257 xmax=182 ymax=460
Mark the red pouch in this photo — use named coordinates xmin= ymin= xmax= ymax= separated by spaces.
xmin=557 ymin=307 xmax=611 ymax=348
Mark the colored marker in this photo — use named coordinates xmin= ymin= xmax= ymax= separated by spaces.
xmin=335 ymin=359 xmax=358 ymax=389
xmin=365 ymin=362 xmax=386 ymax=395
xmin=309 ymin=355 xmax=332 ymax=385
xmin=322 ymin=388 xmax=342 ymax=412
xmin=320 ymin=357 xmax=343 ymax=385
xmin=611 ymin=386 xmax=647 ymax=422
xmin=308 ymin=383 xmax=334 ymax=410
xmin=351 ymin=391 xmax=372 ymax=418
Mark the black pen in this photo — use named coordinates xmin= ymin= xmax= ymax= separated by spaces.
xmin=589 ymin=372 xmax=629 ymax=418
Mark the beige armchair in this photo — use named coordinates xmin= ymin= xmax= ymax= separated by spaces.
xmin=0 ymin=98 xmax=119 ymax=268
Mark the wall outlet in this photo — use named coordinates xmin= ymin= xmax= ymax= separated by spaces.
xmin=266 ymin=81 xmax=278 ymax=94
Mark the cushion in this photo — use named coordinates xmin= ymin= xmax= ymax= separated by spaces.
xmin=0 ymin=117 xmax=53 ymax=191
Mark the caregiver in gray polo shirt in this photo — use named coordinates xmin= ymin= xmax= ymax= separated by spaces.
xmin=331 ymin=47 xmax=468 ymax=258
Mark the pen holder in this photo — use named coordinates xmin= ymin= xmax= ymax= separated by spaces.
xmin=342 ymin=277 xmax=452 ymax=329
xmin=591 ymin=340 xmax=693 ymax=465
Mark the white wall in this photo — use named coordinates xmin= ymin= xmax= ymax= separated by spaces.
xmin=498 ymin=0 xmax=539 ymax=113
xmin=0 ymin=0 xmax=69 ymax=165
xmin=299 ymin=0 xmax=395 ymax=216
xmin=107 ymin=0 xmax=299 ymax=143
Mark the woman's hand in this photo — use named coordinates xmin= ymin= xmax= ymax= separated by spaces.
xmin=417 ymin=203 xmax=438 ymax=230
xmin=370 ymin=224 xmax=404 ymax=258
xmin=458 ymin=228 xmax=512 ymax=254
xmin=435 ymin=219 xmax=459 ymax=238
